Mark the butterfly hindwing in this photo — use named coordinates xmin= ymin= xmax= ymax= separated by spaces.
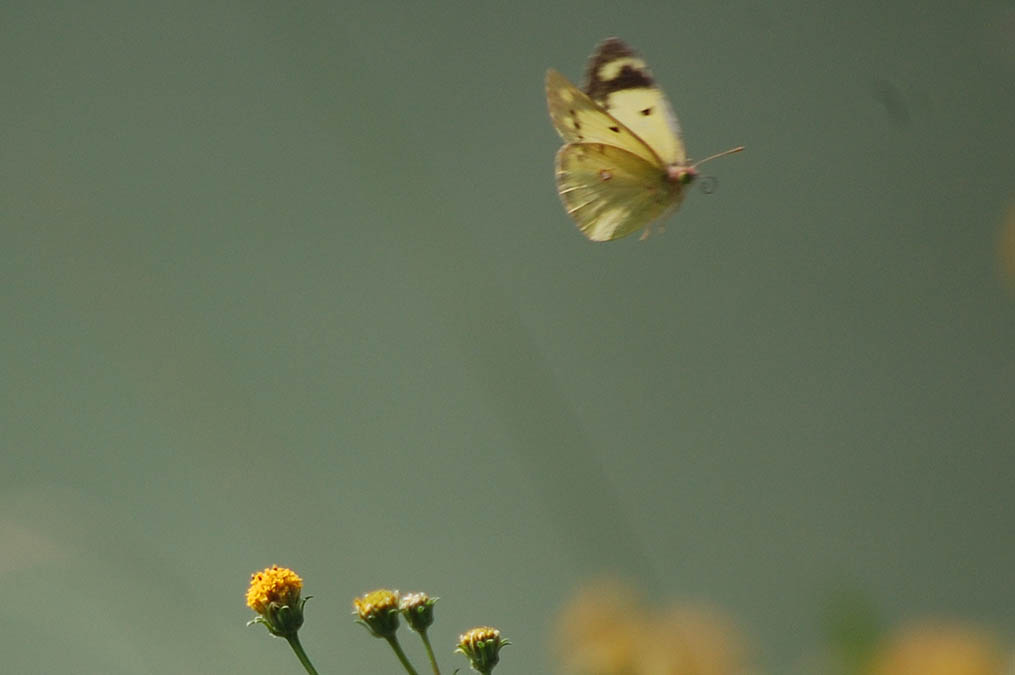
xmin=583 ymin=38 xmax=687 ymax=166
xmin=555 ymin=142 xmax=684 ymax=242
xmin=546 ymin=68 xmax=662 ymax=167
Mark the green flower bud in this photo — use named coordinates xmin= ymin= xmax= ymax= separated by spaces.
xmin=456 ymin=626 xmax=510 ymax=675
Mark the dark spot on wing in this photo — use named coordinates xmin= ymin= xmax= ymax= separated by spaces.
xmin=609 ymin=126 xmax=620 ymax=132
xmin=584 ymin=38 xmax=655 ymax=101
xmin=640 ymin=107 xmax=653 ymax=116
xmin=594 ymin=38 xmax=636 ymax=59
xmin=588 ymin=66 xmax=653 ymax=99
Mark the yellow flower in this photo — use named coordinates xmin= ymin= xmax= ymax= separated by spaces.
xmin=246 ymin=565 xmax=303 ymax=615
xmin=555 ymin=582 xmax=642 ymax=675
xmin=246 ymin=565 xmax=308 ymax=638
xmin=354 ymin=589 xmax=401 ymax=638
xmin=555 ymin=580 xmax=750 ymax=675
xmin=867 ymin=621 xmax=1005 ymax=675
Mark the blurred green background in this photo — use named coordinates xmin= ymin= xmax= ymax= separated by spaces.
xmin=2 ymin=1 xmax=1013 ymax=673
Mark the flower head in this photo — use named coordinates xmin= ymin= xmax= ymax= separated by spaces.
xmin=867 ymin=621 xmax=1004 ymax=675
xmin=554 ymin=581 xmax=749 ymax=675
xmin=400 ymin=592 xmax=438 ymax=633
xmin=245 ymin=565 xmax=309 ymax=638
xmin=354 ymin=589 xmax=401 ymax=639
xmin=456 ymin=626 xmax=511 ymax=675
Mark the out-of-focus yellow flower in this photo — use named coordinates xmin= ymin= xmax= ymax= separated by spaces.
xmin=555 ymin=582 xmax=642 ymax=675
xmin=652 ymin=607 xmax=750 ymax=675
xmin=456 ymin=626 xmax=511 ymax=675
xmin=245 ymin=565 xmax=308 ymax=638
xmin=866 ymin=621 xmax=1005 ymax=675
xmin=1000 ymin=200 xmax=1015 ymax=293
xmin=554 ymin=580 xmax=751 ymax=675
xmin=354 ymin=589 xmax=401 ymax=639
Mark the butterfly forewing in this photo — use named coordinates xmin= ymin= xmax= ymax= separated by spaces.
xmin=583 ymin=38 xmax=687 ymax=166
xmin=555 ymin=142 xmax=685 ymax=242
xmin=546 ymin=68 xmax=662 ymax=168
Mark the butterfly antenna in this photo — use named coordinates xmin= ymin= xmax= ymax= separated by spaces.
xmin=692 ymin=146 xmax=744 ymax=169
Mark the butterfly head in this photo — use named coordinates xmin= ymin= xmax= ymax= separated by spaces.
xmin=667 ymin=164 xmax=698 ymax=185
xmin=669 ymin=146 xmax=745 ymax=186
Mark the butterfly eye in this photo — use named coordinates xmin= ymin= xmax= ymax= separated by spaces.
xmin=669 ymin=167 xmax=696 ymax=185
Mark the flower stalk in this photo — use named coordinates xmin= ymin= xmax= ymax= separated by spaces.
xmin=286 ymin=633 xmax=321 ymax=675
xmin=401 ymin=592 xmax=442 ymax=675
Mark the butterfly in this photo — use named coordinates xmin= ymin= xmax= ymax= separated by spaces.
xmin=546 ymin=38 xmax=742 ymax=242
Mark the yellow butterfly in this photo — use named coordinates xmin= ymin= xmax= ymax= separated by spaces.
xmin=546 ymin=38 xmax=742 ymax=242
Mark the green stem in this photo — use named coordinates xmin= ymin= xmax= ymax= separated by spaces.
xmin=385 ymin=635 xmax=420 ymax=675
xmin=286 ymin=634 xmax=321 ymax=675
xmin=418 ymin=630 xmax=441 ymax=675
